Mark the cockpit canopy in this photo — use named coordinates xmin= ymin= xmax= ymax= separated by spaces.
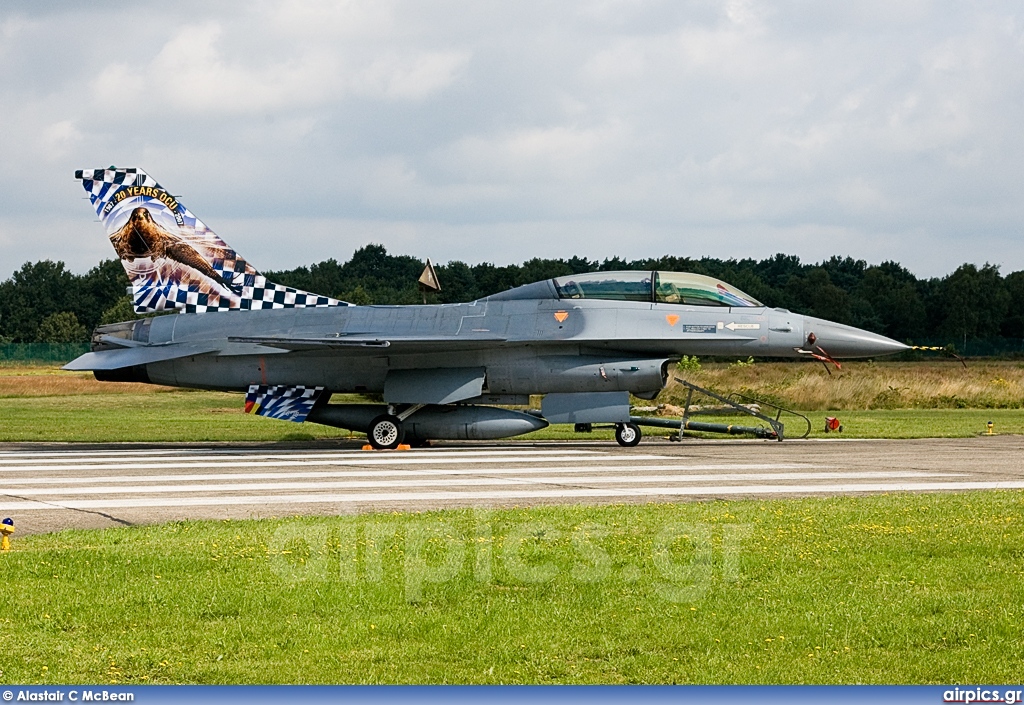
xmin=553 ymin=271 xmax=762 ymax=307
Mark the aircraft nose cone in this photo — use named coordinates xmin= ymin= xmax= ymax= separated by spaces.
xmin=804 ymin=318 xmax=910 ymax=358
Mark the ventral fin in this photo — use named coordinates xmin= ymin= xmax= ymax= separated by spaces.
xmin=244 ymin=384 xmax=325 ymax=423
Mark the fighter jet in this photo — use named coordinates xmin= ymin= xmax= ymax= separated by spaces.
xmin=66 ymin=168 xmax=909 ymax=448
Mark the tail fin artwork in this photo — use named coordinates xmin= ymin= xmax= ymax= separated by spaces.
xmin=75 ymin=167 xmax=350 ymax=314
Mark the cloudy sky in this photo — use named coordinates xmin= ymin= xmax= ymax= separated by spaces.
xmin=1 ymin=1 xmax=1023 ymax=279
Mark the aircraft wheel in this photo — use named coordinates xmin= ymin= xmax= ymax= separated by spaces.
xmin=368 ymin=414 xmax=405 ymax=450
xmin=615 ymin=422 xmax=642 ymax=447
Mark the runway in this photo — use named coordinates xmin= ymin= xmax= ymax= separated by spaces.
xmin=2 ymin=436 xmax=1022 ymax=534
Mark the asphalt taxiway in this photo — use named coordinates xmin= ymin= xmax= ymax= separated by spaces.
xmin=2 ymin=436 xmax=1022 ymax=535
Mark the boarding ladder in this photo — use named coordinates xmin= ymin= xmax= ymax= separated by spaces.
xmin=630 ymin=379 xmax=811 ymax=441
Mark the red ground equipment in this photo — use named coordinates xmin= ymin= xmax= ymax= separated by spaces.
xmin=824 ymin=417 xmax=843 ymax=433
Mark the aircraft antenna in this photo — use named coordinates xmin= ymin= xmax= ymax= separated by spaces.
xmin=418 ymin=258 xmax=441 ymax=304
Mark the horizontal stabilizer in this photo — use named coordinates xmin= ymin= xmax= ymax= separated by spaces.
xmin=245 ymin=385 xmax=325 ymax=423
xmin=63 ymin=343 xmax=221 ymax=371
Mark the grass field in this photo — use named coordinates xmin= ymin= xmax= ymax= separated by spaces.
xmin=2 ymin=364 xmax=1022 ymax=685
xmin=1 ymin=492 xmax=1022 ymax=684
xmin=1 ymin=363 xmax=1022 ymax=442
xmin=4 ymin=390 xmax=1023 ymax=442
xmin=669 ymin=359 xmax=1024 ymax=410
xmin=0 ymin=390 xmax=359 ymax=443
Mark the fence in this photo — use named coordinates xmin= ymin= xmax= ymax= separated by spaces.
xmin=0 ymin=343 xmax=91 ymax=364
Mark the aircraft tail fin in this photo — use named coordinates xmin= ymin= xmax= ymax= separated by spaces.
xmin=75 ymin=167 xmax=349 ymax=314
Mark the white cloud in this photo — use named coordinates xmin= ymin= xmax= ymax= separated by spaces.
xmin=89 ymin=15 xmax=467 ymax=118
xmin=40 ymin=120 xmax=81 ymax=161
xmin=446 ymin=122 xmax=628 ymax=184
xmin=91 ymin=22 xmax=332 ymax=115
xmin=0 ymin=0 xmax=1023 ymax=280
xmin=263 ymin=0 xmax=397 ymax=39
xmin=350 ymin=51 xmax=469 ymax=100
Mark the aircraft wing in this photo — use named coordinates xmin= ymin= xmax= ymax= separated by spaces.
xmin=228 ymin=334 xmax=509 ymax=352
xmin=63 ymin=342 xmax=223 ymax=371
xmin=65 ymin=330 xmax=757 ymax=371
xmin=227 ymin=332 xmax=756 ymax=352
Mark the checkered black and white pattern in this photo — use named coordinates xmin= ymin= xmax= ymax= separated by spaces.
xmin=244 ymin=384 xmax=324 ymax=423
xmin=75 ymin=167 xmax=351 ymax=314
xmin=129 ymin=276 xmax=341 ymax=313
xmin=77 ymin=168 xmax=159 ymax=207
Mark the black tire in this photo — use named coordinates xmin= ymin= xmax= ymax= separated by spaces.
xmin=615 ymin=422 xmax=642 ymax=447
xmin=368 ymin=414 xmax=404 ymax=450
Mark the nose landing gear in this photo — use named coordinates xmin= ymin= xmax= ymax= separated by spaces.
xmin=615 ymin=422 xmax=642 ymax=447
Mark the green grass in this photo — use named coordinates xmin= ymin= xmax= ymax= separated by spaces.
xmin=528 ymin=409 xmax=1024 ymax=441
xmin=1 ymin=363 xmax=1022 ymax=442
xmin=633 ymin=409 xmax=1024 ymax=441
xmin=0 ymin=392 xmax=358 ymax=443
xmin=667 ymin=360 xmax=1024 ymax=411
xmin=1 ymin=493 xmax=1022 ymax=684
xmin=1 ymin=391 xmax=1022 ymax=443
xmin=790 ymin=409 xmax=1024 ymax=438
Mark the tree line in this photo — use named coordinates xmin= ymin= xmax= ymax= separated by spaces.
xmin=2 ymin=244 xmax=1022 ymax=353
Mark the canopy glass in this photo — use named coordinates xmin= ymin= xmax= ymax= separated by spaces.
xmin=553 ymin=271 xmax=762 ymax=307
xmin=553 ymin=271 xmax=652 ymax=302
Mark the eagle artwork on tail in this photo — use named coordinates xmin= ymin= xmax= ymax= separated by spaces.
xmin=110 ymin=207 xmax=238 ymax=292
xmin=77 ymin=167 xmax=346 ymax=313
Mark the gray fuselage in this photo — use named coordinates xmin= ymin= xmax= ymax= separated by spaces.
xmin=101 ymin=277 xmax=902 ymax=399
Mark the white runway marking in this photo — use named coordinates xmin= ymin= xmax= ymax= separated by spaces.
xmin=0 ymin=446 xmax=1010 ymax=515
xmin=0 ymin=465 xmax=914 ymax=485
xmin=0 ymin=449 xmax=201 ymax=459
xmin=2 ymin=471 xmax=964 ymax=496
xmin=0 ymin=449 xmax=606 ymax=463
xmin=0 ymin=454 xmax=667 ymax=473
xmin=4 ymin=481 xmax=1024 ymax=511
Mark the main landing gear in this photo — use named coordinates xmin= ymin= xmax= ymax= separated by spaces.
xmin=614 ymin=422 xmax=642 ymax=447
xmin=367 ymin=414 xmax=404 ymax=450
xmin=366 ymin=404 xmax=426 ymax=450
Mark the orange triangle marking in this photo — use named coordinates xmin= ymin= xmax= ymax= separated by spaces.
xmin=666 ymin=314 xmax=680 ymax=326
xmin=554 ymin=311 xmax=569 ymax=322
